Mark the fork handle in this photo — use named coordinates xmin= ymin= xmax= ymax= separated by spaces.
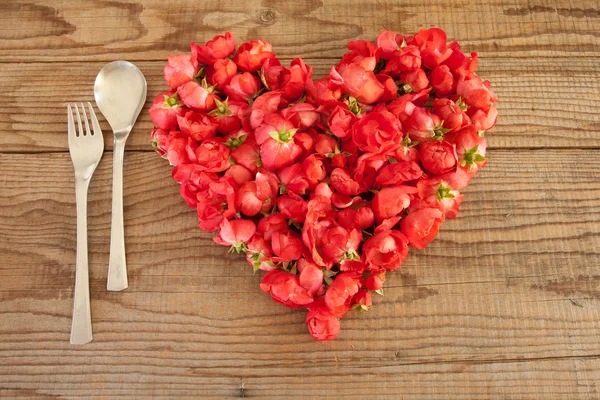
xmin=71 ymin=178 xmax=93 ymax=345
xmin=108 ymin=138 xmax=128 ymax=291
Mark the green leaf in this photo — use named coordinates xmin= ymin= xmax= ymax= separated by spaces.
xmin=375 ymin=288 xmax=384 ymax=296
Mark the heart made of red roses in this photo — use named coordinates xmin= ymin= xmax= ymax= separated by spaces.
xmin=149 ymin=29 xmax=498 ymax=341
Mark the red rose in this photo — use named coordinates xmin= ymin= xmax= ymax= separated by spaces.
xmin=400 ymin=207 xmax=444 ymax=249
xmin=328 ymin=103 xmax=357 ymax=138
xmin=372 ymin=185 xmax=418 ymax=224
xmin=176 ymin=110 xmax=218 ymax=142
xmin=417 ymin=177 xmax=463 ymax=219
xmin=164 ymin=52 xmax=199 ymax=89
xmin=210 ymin=99 xmax=244 ymax=134
xmin=278 ymin=163 xmax=310 ymax=195
xmin=447 ymin=125 xmax=487 ymax=178
xmin=231 ymin=138 xmax=260 ymax=174
xmin=384 ymin=45 xmax=422 ymax=75
xmin=302 ymin=155 xmax=326 ymax=189
xmin=179 ymin=168 xmax=218 ymax=207
xmin=190 ymin=139 xmax=231 ymax=173
xmin=399 ymin=69 xmax=429 ymax=93
xmin=178 ymin=81 xmax=217 ymax=112
xmin=298 ymin=260 xmax=325 ymax=297
xmin=330 ymin=168 xmax=362 ymax=196
xmin=433 ymin=98 xmax=470 ymax=133
xmin=306 ymin=298 xmax=340 ymax=341
xmin=258 ymin=213 xmax=288 ymax=241
xmin=207 ymin=59 xmax=237 ymax=90
xmin=430 ymin=65 xmax=455 ymax=96
xmin=271 ymin=230 xmax=303 ymax=262
xmin=214 ymin=218 xmax=256 ymax=249
xmin=234 ymin=39 xmax=275 ymax=72
xmin=333 ymin=63 xmax=384 ymax=104
xmin=376 ymin=73 xmax=398 ymax=102
xmin=365 ymin=271 xmax=385 ymax=290
xmin=246 ymin=234 xmax=275 ymax=272
xmin=363 ymin=230 xmax=409 ymax=271
xmin=354 ymin=290 xmax=372 ymax=311
xmin=413 ymin=28 xmax=452 ymax=69
xmin=224 ymin=164 xmax=253 ymax=187
xmin=324 ymin=272 xmax=362 ymax=317
xmin=403 ymin=107 xmax=441 ymax=142
xmin=260 ymin=270 xmax=313 ymax=308
xmin=376 ymin=30 xmax=403 ymax=60
xmin=224 ymin=72 xmax=260 ymax=102
xmin=337 ymin=200 xmax=375 ymax=230
xmin=280 ymin=103 xmax=319 ymax=129
xmin=151 ymin=127 xmax=169 ymax=156
xmin=306 ymin=76 xmax=342 ymax=104
xmin=456 ymin=71 xmax=498 ymax=111
xmin=249 ymin=92 xmax=282 ymax=129
xmin=260 ymin=57 xmax=284 ymax=90
xmin=196 ymin=176 xmax=237 ymax=232
xmin=192 ymin=32 xmax=236 ymax=65
xmin=351 ymin=105 xmax=403 ymax=153
xmin=280 ymin=58 xmax=312 ymax=101
xmin=375 ymin=161 xmax=424 ymax=187
xmin=255 ymin=115 xmax=303 ymax=171
xmin=165 ymin=134 xmax=192 ymax=166
xmin=419 ymin=139 xmax=457 ymax=175
xmin=277 ymin=193 xmax=308 ymax=224
xmin=353 ymin=152 xmax=389 ymax=190
xmin=470 ymin=106 xmax=498 ymax=131
xmin=149 ymin=90 xmax=185 ymax=130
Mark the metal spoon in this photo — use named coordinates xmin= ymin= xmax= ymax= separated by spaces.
xmin=94 ymin=61 xmax=147 ymax=291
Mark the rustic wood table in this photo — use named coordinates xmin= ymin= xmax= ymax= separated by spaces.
xmin=1 ymin=0 xmax=599 ymax=398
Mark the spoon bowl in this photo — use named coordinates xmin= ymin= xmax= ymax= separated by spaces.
xmin=94 ymin=61 xmax=147 ymax=137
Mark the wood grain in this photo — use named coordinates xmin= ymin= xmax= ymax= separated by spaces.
xmin=2 ymin=0 xmax=600 ymax=398
xmin=1 ymin=149 xmax=600 ymax=398
xmin=1 ymin=0 xmax=599 ymax=62
xmin=1 ymin=57 xmax=599 ymax=153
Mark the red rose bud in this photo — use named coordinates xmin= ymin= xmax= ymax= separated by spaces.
xmin=280 ymin=103 xmax=319 ymax=129
xmin=448 ymin=125 xmax=487 ymax=176
xmin=417 ymin=178 xmax=463 ymax=219
xmin=271 ymin=230 xmax=303 ymax=262
xmin=430 ymin=65 xmax=455 ymax=96
xmin=372 ymin=185 xmax=418 ymax=223
xmin=192 ymin=32 xmax=236 ymax=65
xmin=470 ymin=105 xmax=498 ymax=131
xmin=176 ymin=110 xmax=218 ymax=142
xmin=224 ymin=164 xmax=253 ymax=187
xmin=234 ymin=39 xmax=275 ymax=72
xmin=280 ymin=57 xmax=312 ymax=101
xmin=209 ymin=99 xmax=244 ymax=134
xmin=260 ymin=57 xmax=284 ymax=90
xmin=399 ymin=69 xmax=429 ymax=93
xmin=330 ymin=168 xmax=362 ymax=196
xmin=433 ymin=98 xmax=470 ymax=133
xmin=306 ymin=298 xmax=340 ymax=341
xmin=250 ymin=91 xmax=282 ymax=129
xmin=260 ymin=270 xmax=313 ymax=308
xmin=384 ymin=45 xmax=421 ymax=75
xmin=258 ymin=213 xmax=289 ymax=241
xmin=278 ymin=163 xmax=310 ymax=195
xmin=400 ymin=207 xmax=444 ymax=249
xmin=324 ymin=272 xmax=362 ymax=317
xmin=231 ymin=138 xmax=260 ymax=173
xmin=178 ymin=81 xmax=217 ymax=112
xmin=277 ymin=193 xmax=308 ymax=224
xmin=165 ymin=135 xmax=192 ymax=167
xmin=365 ymin=271 xmax=386 ymax=291
xmin=214 ymin=218 xmax=256 ymax=251
xmin=302 ymin=155 xmax=326 ymax=189
xmin=224 ymin=72 xmax=260 ymax=102
xmin=376 ymin=30 xmax=403 ymax=60
xmin=164 ymin=52 xmax=199 ymax=89
xmin=413 ymin=28 xmax=452 ymax=69
xmin=207 ymin=59 xmax=237 ymax=90
xmin=404 ymin=107 xmax=441 ymax=142
xmin=299 ymin=261 xmax=325 ymax=296
xmin=354 ymin=290 xmax=372 ymax=311
xmin=335 ymin=63 xmax=384 ymax=104
xmin=149 ymin=90 xmax=185 ymax=130
xmin=376 ymin=73 xmax=398 ymax=102
xmin=151 ymin=127 xmax=169 ymax=156
xmin=375 ymin=161 xmax=424 ymax=187
xmin=456 ymin=71 xmax=498 ymax=111
xmin=246 ymin=234 xmax=276 ymax=272
xmin=306 ymin=76 xmax=342 ymax=104
xmin=419 ymin=139 xmax=457 ymax=176
xmin=363 ymin=229 xmax=409 ymax=271
xmin=327 ymin=104 xmax=357 ymax=138
xmin=351 ymin=104 xmax=403 ymax=153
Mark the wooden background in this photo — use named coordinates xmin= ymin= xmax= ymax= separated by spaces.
xmin=1 ymin=0 xmax=599 ymax=398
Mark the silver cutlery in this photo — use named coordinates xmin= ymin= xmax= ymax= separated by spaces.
xmin=67 ymin=103 xmax=104 ymax=345
xmin=94 ymin=61 xmax=147 ymax=291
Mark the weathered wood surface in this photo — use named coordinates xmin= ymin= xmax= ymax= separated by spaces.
xmin=1 ymin=0 xmax=599 ymax=399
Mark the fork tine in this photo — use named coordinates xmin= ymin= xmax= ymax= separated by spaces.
xmin=74 ymin=104 xmax=84 ymax=136
xmin=67 ymin=104 xmax=76 ymax=140
xmin=87 ymin=102 xmax=102 ymax=137
xmin=80 ymin=103 xmax=91 ymax=136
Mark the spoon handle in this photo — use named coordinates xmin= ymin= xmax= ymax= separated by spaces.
xmin=108 ymin=138 xmax=128 ymax=291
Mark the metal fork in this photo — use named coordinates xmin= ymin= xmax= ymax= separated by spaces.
xmin=67 ymin=103 xmax=104 ymax=345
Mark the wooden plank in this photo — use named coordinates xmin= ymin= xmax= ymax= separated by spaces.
xmin=1 ymin=57 xmax=599 ymax=153
xmin=0 ymin=148 xmax=599 ymax=393
xmin=1 ymin=0 xmax=599 ymax=62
